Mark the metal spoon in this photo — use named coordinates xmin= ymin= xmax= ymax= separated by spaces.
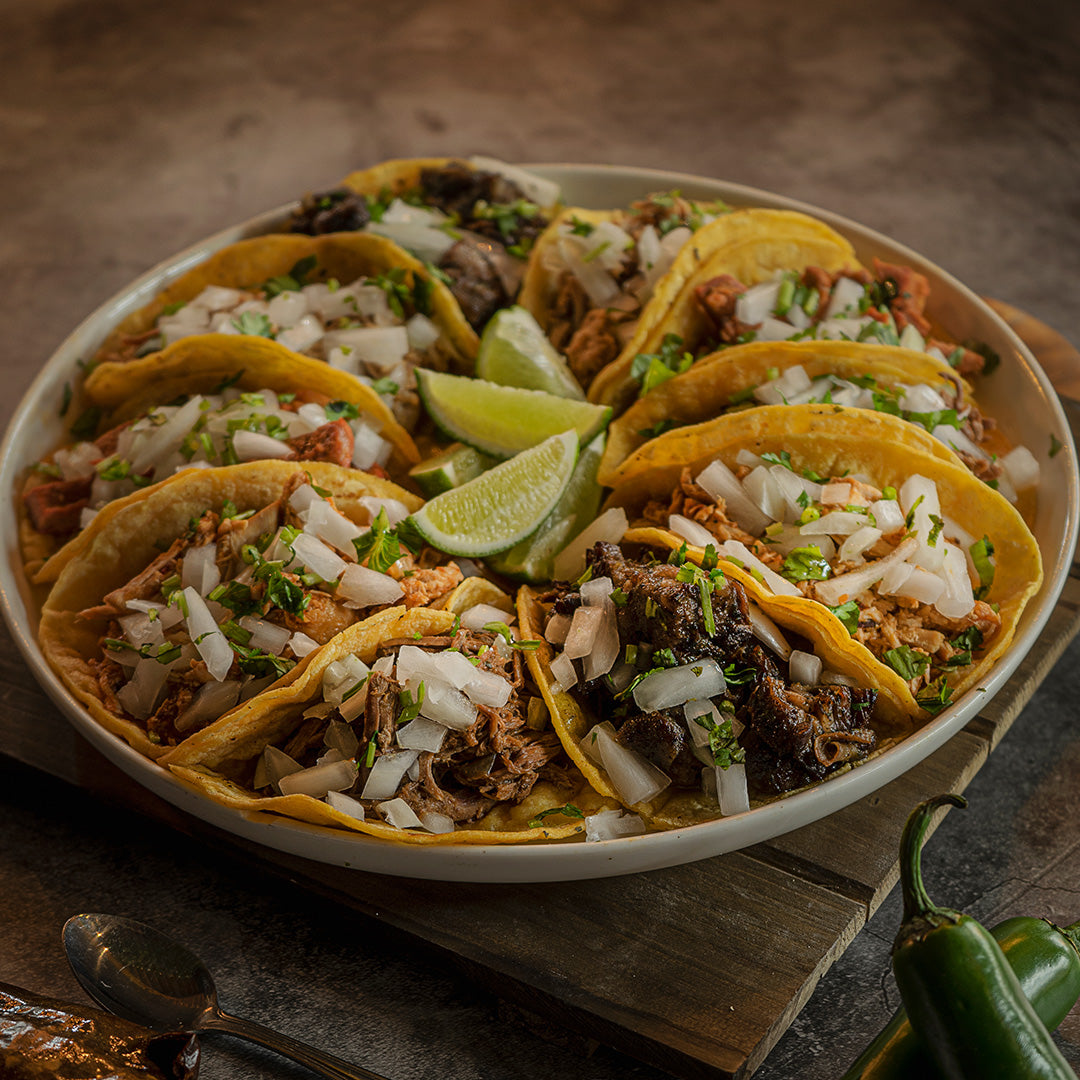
xmin=63 ymin=912 xmax=390 ymax=1080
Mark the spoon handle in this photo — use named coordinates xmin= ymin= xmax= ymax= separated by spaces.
xmin=204 ymin=1009 xmax=391 ymax=1080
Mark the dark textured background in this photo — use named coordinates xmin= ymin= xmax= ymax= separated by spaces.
xmin=2 ymin=0 xmax=1080 ymax=1076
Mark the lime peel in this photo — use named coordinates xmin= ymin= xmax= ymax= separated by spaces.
xmin=476 ymin=305 xmax=585 ymax=400
xmin=408 ymin=431 xmax=580 ymax=558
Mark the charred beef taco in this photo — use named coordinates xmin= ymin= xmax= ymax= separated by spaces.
xmin=21 ymin=337 xmax=420 ymax=583
xmin=516 ymin=192 xmax=730 ymax=394
xmin=608 ymin=405 xmax=1043 ymax=719
xmin=92 ymin=232 xmax=478 ymax=428
xmin=289 ymin=156 xmax=561 ymax=332
xmin=519 ymin=541 xmax=902 ymax=829
xmin=39 ymin=461 xmax=470 ymax=760
xmin=599 ymin=339 xmax=1040 ymax=498
xmin=165 ymin=600 xmax=616 ymax=844
xmin=581 ymin=208 xmax=861 ymax=412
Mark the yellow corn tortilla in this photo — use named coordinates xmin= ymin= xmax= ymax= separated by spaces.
xmin=92 ymin=232 xmax=478 ymax=370
xmin=22 ymin=337 xmax=421 ymax=585
xmin=166 ymin=605 xmax=616 ymax=844
xmin=581 ymin=209 xmax=861 ymax=412
xmin=518 ymin=577 xmax=907 ymax=831
xmin=599 ymin=340 xmax=975 ymax=488
xmin=38 ymin=460 xmax=425 ymax=760
xmin=605 ymin=404 xmax=1043 ymax=716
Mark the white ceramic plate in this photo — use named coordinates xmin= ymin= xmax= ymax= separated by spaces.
xmin=3 ymin=164 xmax=1075 ymax=882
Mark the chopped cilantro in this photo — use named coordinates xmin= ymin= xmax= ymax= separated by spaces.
xmin=761 ymin=450 xmax=794 ymax=471
xmin=569 ymin=217 xmax=595 ymax=236
xmin=828 ymin=600 xmax=861 ymax=635
xmin=780 ymin=546 xmax=831 ymax=582
xmin=883 ymin=645 xmax=931 ymax=682
xmin=483 ymin=621 xmax=540 ymax=650
xmin=371 ymin=377 xmax=400 ymax=396
xmin=262 ymin=255 xmax=318 ymax=298
xmin=692 ymin=710 xmax=745 ymax=769
xmin=59 ymin=382 xmax=73 ymax=418
xmin=231 ymin=311 xmax=275 ymax=338
xmin=69 ymin=405 xmax=102 ymax=441
xmin=353 ymin=507 xmax=411 ymax=574
xmin=916 ymin=677 xmax=954 ymax=715
xmin=630 ymin=333 xmax=694 ymax=396
xmin=637 ymin=418 xmax=678 ymax=440
xmin=970 ymin=535 xmax=995 ymax=599
xmin=1050 ymin=433 xmax=1064 ymax=458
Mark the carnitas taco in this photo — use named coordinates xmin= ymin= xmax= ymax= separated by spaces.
xmin=581 ymin=208 xmax=862 ymax=412
xmin=165 ymin=601 xmax=617 ymax=844
xmin=518 ymin=540 xmax=903 ymax=830
xmin=599 ymin=339 xmax=1041 ymax=500
xmin=516 ymin=192 xmax=730 ymax=393
xmin=289 ymin=156 xmax=561 ymax=332
xmin=599 ymin=235 xmax=1000 ymax=415
xmin=608 ymin=404 xmax=1043 ymax=719
xmin=21 ymin=337 xmax=420 ymax=583
xmin=91 ymin=231 xmax=478 ymax=429
xmin=39 ymin=460 xmax=471 ymax=760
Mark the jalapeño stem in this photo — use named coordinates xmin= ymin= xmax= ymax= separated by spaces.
xmin=898 ymin=792 xmax=966 ymax=924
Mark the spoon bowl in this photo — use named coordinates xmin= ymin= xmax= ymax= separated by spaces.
xmin=63 ymin=913 xmax=389 ymax=1080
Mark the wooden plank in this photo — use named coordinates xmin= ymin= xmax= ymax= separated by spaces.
xmin=750 ymin=730 xmax=987 ymax=911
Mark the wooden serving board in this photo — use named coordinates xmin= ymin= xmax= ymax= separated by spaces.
xmin=3 ymin=304 xmax=1079 ymax=1079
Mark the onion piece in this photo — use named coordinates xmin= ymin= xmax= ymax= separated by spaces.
xmin=116 ymin=658 xmax=171 ymax=720
xmin=595 ymin=727 xmax=670 ymax=806
xmin=291 ymin=532 xmax=348 ymax=583
xmin=814 ymin=537 xmax=918 ymax=607
xmin=717 ymin=540 xmax=801 ymax=597
xmin=324 ymin=720 xmax=360 ymax=760
xmin=419 ymin=811 xmax=456 ymax=835
xmin=838 ymin=526 xmax=883 ymax=562
xmin=460 ymin=603 xmax=515 ymax=630
xmin=279 ymin=758 xmax=356 ymax=797
xmin=337 ymin=563 xmax=404 ymax=606
xmin=1000 ymin=445 xmax=1041 ymax=491
xmin=585 ymin=809 xmax=647 ymax=842
xmin=742 ymin=466 xmax=787 ymax=522
xmin=419 ymin=680 xmax=478 ymax=731
xmin=746 ymin=603 xmax=791 ymax=659
xmin=633 ymin=659 xmax=725 ymax=712
xmin=582 ymin=602 xmax=620 ymax=682
xmin=182 ymin=587 xmax=233 ymax=682
xmin=238 ymin=615 xmax=293 ymax=655
xmin=326 ymin=790 xmax=366 ymax=822
xmin=397 ymin=717 xmax=449 ymax=753
xmin=788 ymin=650 xmax=822 ymax=685
xmin=934 ymin=542 xmax=976 ymax=619
xmin=544 ymin=613 xmax=572 ymax=644
xmin=694 ymin=460 xmax=773 ymax=535
xmin=304 ymin=500 xmax=365 ymax=552
xmin=257 ymin=745 xmax=303 ymax=792
xmin=668 ymin=514 xmax=716 ymax=550
xmin=173 ymin=679 xmax=242 ymax=734
xmin=549 ymin=652 xmax=577 ymax=692
xmin=360 ymin=750 xmax=420 ymax=801
xmin=376 ymin=798 xmax=424 ymax=830
xmin=799 ymin=511 xmax=868 ymax=537
xmin=289 ymin=632 xmax=320 ymax=658
xmin=716 ymin=763 xmax=750 ymax=816
xmin=564 ymin=606 xmax=604 ymax=660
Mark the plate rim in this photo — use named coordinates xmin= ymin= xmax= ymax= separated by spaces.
xmin=3 ymin=162 xmax=1075 ymax=882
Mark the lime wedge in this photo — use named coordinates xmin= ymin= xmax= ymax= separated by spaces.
xmin=476 ymin=305 xmax=585 ymax=400
xmin=408 ymin=431 xmax=579 ymax=557
xmin=487 ymin=433 xmax=606 ymax=583
xmin=408 ymin=442 xmax=498 ymax=498
xmin=416 ymin=369 xmax=611 ymax=458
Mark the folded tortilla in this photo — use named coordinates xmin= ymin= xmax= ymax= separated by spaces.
xmin=38 ymin=460 xmax=430 ymax=760
xmin=607 ymin=404 xmax=1043 ymax=718
xmin=166 ymin=605 xmax=617 ymax=844
xmin=22 ymin=336 xmax=420 ymax=584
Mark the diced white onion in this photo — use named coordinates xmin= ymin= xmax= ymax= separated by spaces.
xmin=337 ymin=563 xmax=404 ymax=606
xmin=289 ymin=632 xmax=320 ymax=658
xmin=360 ymin=749 xmax=420 ymax=801
xmin=419 ymin=679 xmax=478 ymax=731
xmin=549 ymin=652 xmax=578 ymax=692
xmin=358 ymin=496 xmax=411 ymax=527
xmin=545 ymin=612 xmax=572 ymax=644
xmin=324 ymin=326 xmax=410 ymax=375
xmin=800 ymin=511 xmax=867 ymax=537
xmin=397 ymin=717 xmax=449 ymax=752
xmin=934 ymin=542 xmax=976 ymax=619
xmin=258 ymin=745 xmax=303 ymax=791
xmin=814 ymin=537 xmax=918 ymax=607
xmin=694 ymin=460 xmax=774 ymax=536
xmin=459 ymin=603 xmax=515 ymax=630
xmin=278 ymin=757 xmax=357 ymax=798
xmin=552 ymin=507 xmax=628 ymax=581
xmin=326 ymin=790 xmax=366 ymax=822
xmin=789 ymin=650 xmax=822 ymax=685
xmin=742 ymin=465 xmax=788 ymax=523
xmin=116 ymin=657 xmax=171 ymax=720
xmin=180 ymin=543 xmax=221 ymax=597
xmin=376 ymin=797 xmax=424 ymax=830
xmin=182 ymin=587 xmax=233 ymax=682
xmin=595 ymin=727 xmax=670 ymax=806
xmin=633 ymin=659 xmax=725 ymax=712
xmin=716 ymin=762 xmax=750 ymax=816
xmin=231 ymin=429 xmax=293 ymax=462
xmin=419 ymin=811 xmax=456 ymax=834
xmin=585 ymin=809 xmax=647 ymax=842
xmin=324 ymin=720 xmax=359 ymax=759
xmin=173 ymin=679 xmax=242 ymax=733
xmin=304 ymin=500 xmax=365 ymax=552
xmin=1000 ymin=445 xmax=1041 ymax=491
xmin=564 ymin=605 xmax=604 ymax=660
xmin=717 ymin=540 xmax=801 ymax=597
xmin=735 ymin=280 xmax=781 ymax=326
xmin=874 ymin=498 xmax=906 ymax=533
xmin=668 ymin=513 xmax=717 ymax=550
xmin=291 ymin=532 xmax=348 ymax=583
xmin=583 ymin=603 xmax=620 ymax=682
xmin=238 ymin=615 xmax=293 ymax=655
xmin=838 ymin=526 xmax=883 ymax=561
xmin=746 ymin=603 xmax=792 ymax=659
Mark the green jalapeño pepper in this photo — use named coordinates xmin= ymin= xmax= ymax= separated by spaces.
xmin=844 ymin=913 xmax=1080 ymax=1078
xmin=891 ymin=793 xmax=1076 ymax=1080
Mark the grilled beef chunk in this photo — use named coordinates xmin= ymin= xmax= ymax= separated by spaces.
xmin=438 ymin=234 xmax=516 ymax=330
xmin=419 ymin=162 xmax=524 ymax=220
xmin=740 ymin=675 xmax=877 ymax=795
xmin=289 ymin=188 xmax=371 ymax=234
xmin=550 ymin=543 xmax=878 ymax=796
xmin=23 ymin=476 xmax=93 ymax=534
xmin=617 ymin=709 xmax=701 ymax=787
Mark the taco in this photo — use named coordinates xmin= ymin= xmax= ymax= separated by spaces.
xmin=516 ymin=192 xmax=731 ymax=393
xmin=599 ymin=339 xmax=1038 ymax=497
xmin=289 ymin=156 xmax=562 ymax=332
xmin=518 ymin=540 xmax=903 ymax=830
xmin=21 ymin=337 xmax=421 ymax=583
xmin=91 ymin=231 xmax=478 ymax=428
xmin=607 ymin=404 xmax=1043 ymax=718
xmin=578 ymin=208 xmax=862 ymax=412
xmin=38 ymin=460 xmax=470 ymax=760
xmin=164 ymin=601 xmax=617 ymax=844
xmin=597 ymin=239 xmax=999 ymax=415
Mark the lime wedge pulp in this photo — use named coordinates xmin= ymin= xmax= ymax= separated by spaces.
xmin=408 ymin=430 xmax=580 ymax=558
xmin=487 ymin=433 xmax=606 ymax=583
xmin=475 ymin=305 xmax=585 ymax=400
xmin=416 ymin=369 xmax=611 ymax=459
xmin=408 ymin=442 xmax=498 ymax=498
